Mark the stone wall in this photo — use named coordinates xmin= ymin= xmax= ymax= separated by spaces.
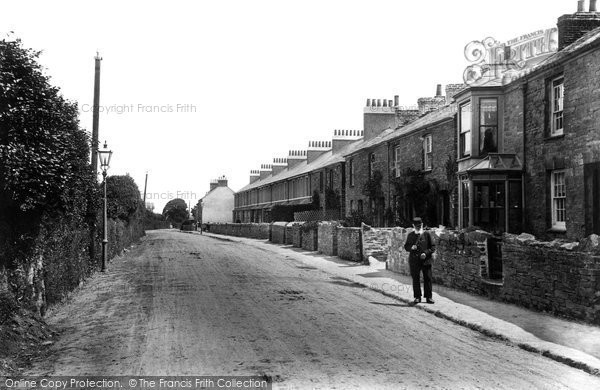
xmin=385 ymin=226 xmax=600 ymax=324
xmin=432 ymin=229 xmax=491 ymax=294
xmin=250 ymin=223 xmax=270 ymax=239
xmin=337 ymin=227 xmax=362 ymax=262
xmin=318 ymin=221 xmax=339 ymax=256
xmin=301 ymin=225 xmax=319 ymax=251
xmin=270 ymin=222 xmax=287 ymax=244
xmin=292 ymin=223 xmax=303 ymax=248
xmin=361 ymin=223 xmax=393 ymax=261
xmin=285 ymin=223 xmax=295 ymax=245
xmin=209 ymin=223 xmax=270 ymax=239
xmin=501 ymin=234 xmax=600 ymax=323
xmin=386 ymin=227 xmax=411 ymax=273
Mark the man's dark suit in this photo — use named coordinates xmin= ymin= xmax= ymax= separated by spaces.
xmin=404 ymin=230 xmax=435 ymax=299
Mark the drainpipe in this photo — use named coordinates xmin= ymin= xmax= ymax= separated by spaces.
xmin=521 ymin=82 xmax=527 ymax=231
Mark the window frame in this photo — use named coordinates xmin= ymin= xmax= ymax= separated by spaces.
xmin=479 ymin=97 xmax=498 ymax=156
xmin=349 ymin=159 xmax=355 ymax=187
xmin=423 ymin=134 xmax=433 ymax=171
xmin=394 ymin=145 xmax=402 ymax=177
xmin=459 ymin=102 xmax=472 ymax=158
xmin=550 ymin=76 xmax=564 ymax=137
xmin=368 ymin=153 xmax=375 ymax=178
xmin=551 ymin=169 xmax=567 ymax=231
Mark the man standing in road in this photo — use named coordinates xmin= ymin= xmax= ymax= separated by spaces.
xmin=404 ymin=217 xmax=435 ymax=304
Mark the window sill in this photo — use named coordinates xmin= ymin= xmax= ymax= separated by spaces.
xmin=422 ymin=168 xmax=433 ymax=173
xmin=481 ymin=278 xmax=503 ymax=287
xmin=457 ymin=156 xmax=471 ymax=163
xmin=544 ymin=133 xmax=565 ymax=141
xmin=547 ymin=227 xmax=566 ymax=233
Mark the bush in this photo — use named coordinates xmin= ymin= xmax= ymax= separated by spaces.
xmin=0 ymin=289 xmax=18 ymax=324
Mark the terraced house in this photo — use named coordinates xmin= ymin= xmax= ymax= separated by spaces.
xmin=455 ymin=1 xmax=600 ymax=240
xmin=234 ymin=1 xmax=600 ymax=241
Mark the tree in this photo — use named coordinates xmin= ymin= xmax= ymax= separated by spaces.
xmin=162 ymin=198 xmax=189 ymax=224
xmin=0 ymin=37 xmax=98 ymax=269
xmin=106 ymin=174 xmax=142 ymax=222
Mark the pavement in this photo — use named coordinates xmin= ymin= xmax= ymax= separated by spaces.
xmin=197 ymin=230 xmax=600 ymax=377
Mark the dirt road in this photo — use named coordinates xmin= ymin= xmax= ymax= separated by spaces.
xmin=27 ymin=230 xmax=600 ymax=389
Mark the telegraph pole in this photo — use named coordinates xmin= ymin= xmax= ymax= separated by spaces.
xmin=91 ymin=51 xmax=102 ymax=174
xmin=89 ymin=52 xmax=102 ymax=263
xmin=143 ymin=171 xmax=148 ymax=208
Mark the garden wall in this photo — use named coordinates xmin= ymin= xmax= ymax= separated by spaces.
xmin=337 ymin=227 xmax=362 ymax=262
xmin=361 ymin=223 xmax=393 ymax=262
xmin=301 ymin=224 xmax=319 ymax=251
xmin=270 ymin=222 xmax=287 ymax=244
xmin=318 ymin=222 xmax=340 ymax=256
xmin=500 ymin=234 xmax=600 ymax=323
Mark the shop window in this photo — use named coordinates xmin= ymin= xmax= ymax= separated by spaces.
xmin=551 ymin=169 xmax=566 ymax=230
xmin=479 ymin=98 xmax=498 ymax=156
xmin=459 ymin=102 xmax=472 ymax=158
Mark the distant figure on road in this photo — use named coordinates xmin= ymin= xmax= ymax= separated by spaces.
xmin=404 ymin=217 xmax=435 ymax=305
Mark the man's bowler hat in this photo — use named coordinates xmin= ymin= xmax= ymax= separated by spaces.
xmin=412 ymin=217 xmax=423 ymax=225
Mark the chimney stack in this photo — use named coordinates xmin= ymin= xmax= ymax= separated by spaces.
xmin=307 ymin=140 xmax=332 ymax=164
xmin=249 ymin=170 xmax=260 ymax=184
xmin=209 ymin=179 xmax=218 ymax=191
xmin=364 ymin=95 xmax=399 ymax=140
xmin=217 ymin=175 xmax=228 ymax=187
xmin=287 ymin=150 xmax=307 ymax=169
xmin=272 ymin=157 xmax=288 ymax=176
xmin=332 ymin=129 xmax=363 ymax=154
xmin=558 ymin=1 xmax=600 ymax=50
xmin=259 ymin=164 xmax=272 ymax=180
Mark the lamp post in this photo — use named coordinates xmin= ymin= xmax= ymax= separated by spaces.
xmin=98 ymin=141 xmax=113 ymax=272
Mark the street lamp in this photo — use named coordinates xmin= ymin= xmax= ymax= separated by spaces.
xmin=98 ymin=141 xmax=113 ymax=272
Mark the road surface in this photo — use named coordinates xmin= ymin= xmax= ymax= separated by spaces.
xmin=27 ymin=230 xmax=600 ymax=389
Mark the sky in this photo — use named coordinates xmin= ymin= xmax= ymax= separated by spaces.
xmin=1 ymin=0 xmax=576 ymax=213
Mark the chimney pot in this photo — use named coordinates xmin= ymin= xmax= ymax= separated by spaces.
xmin=366 ymin=98 xmax=371 ymax=106
xmin=436 ymin=84 xmax=443 ymax=97
xmin=377 ymin=99 xmax=381 ymax=107
xmin=383 ymin=99 xmax=388 ymax=107
xmin=394 ymin=95 xmax=399 ymax=107
xmin=591 ymin=0 xmax=598 ymax=12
